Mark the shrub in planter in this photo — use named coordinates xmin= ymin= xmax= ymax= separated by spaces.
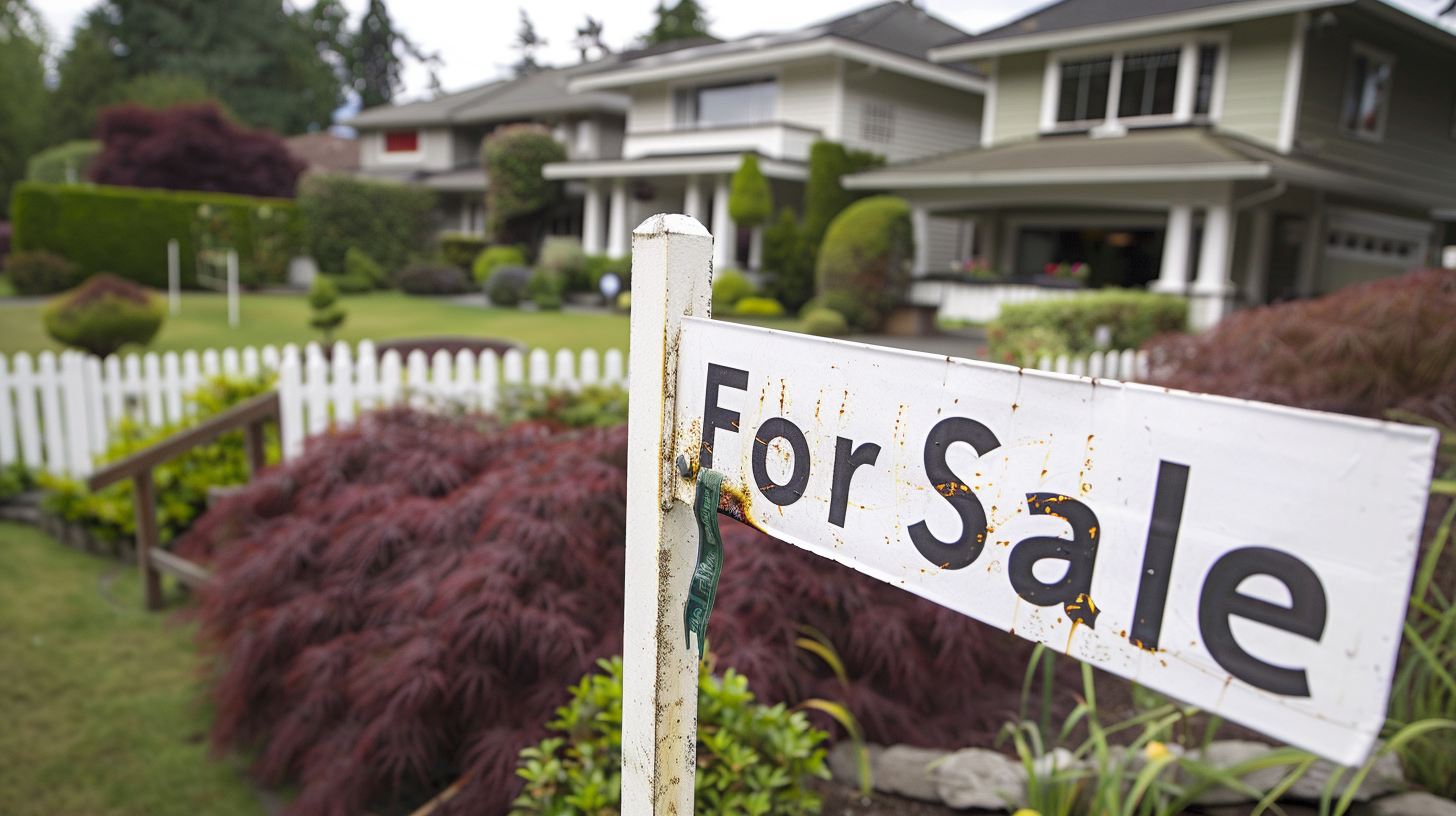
xmin=511 ymin=656 xmax=828 ymax=816
xmin=815 ymin=196 xmax=913 ymax=332
xmin=525 ymin=268 xmax=564 ymax=310
xmin=439 ymin=232 xmax=487 ymax=271
xmin=393 ymin=263 xmax=471 ymax=296
xmin=987 ymin=288 xmax=1187 ymax=365
xmin=536 ymin=236 xmax=587 ymax=291
xmin=343 ymin=246 xmax=388 ymax=290
xmin=4 ymin=249 xmax=86 ymax=295
xmin=42 ymin=274 xmax=165 ymax=356
xmin=801 ymin=306 xmax=848 ymax=337
xmin=712 ymin=268 xmax=753 ymax=311
xmin=473 ymin=245 xmax=528 ymax=283
xmin=486 ymin=265 xmax=532 ymax=306
xmin=733 ymin=296 xmax=785 ymax=317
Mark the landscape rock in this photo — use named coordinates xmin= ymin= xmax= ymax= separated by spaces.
xmin=827 ymin=741 xmax=884 ymax=791
xmin=931 ymin=747 xmax=1026 ymax=810
xmin=873 ymin=744 xmax=951 ymax=802
xmin=1183 ymin=740 xmax=1404 ymax=805
xmin=1358 ymin=792 xmax=1456 ymax=816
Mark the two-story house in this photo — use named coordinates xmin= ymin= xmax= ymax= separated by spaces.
xmin=347 ymin=61 xmax=633 ymax=238
xmin=543 ymin=2 xmax=986 ymax=269
xmin=847 ymin=0 xmax=1456 ymax=328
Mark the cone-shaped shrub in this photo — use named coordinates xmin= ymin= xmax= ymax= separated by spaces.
xmin=42 ymin=273 xmax=165 ymax=356
xmin=181 ymin=409 xmax=1030 ymax=816
xmin=728 ymin=153 xmax=772 ymax=227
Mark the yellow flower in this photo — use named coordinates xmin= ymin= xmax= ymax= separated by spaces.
xmin=1012 ymin=809 xmax=1042 ymax=816
xmin=1144 ymin=741 xmax=1169 ymax=760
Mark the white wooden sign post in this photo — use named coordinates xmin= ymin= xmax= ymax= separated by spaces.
xmin=621 ymin=214 xmax=1440 ymax=811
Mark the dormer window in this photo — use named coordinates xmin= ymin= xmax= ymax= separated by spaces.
xmin=1043 ymin=36 xmax=1225 ymax=133
xmin=674 ymin=79 xmax=777 ymax=129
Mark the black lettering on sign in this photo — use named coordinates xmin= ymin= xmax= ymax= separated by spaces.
xmin=1199 ymin=547 xmax=1327 ymax=697
xmin=829 ymin=437 xmax=880 ymax=528
xmin=1008 ymin=493 xmax=1101 ymax=627
xmin=909 ymin=417 xmax=1001 ymax=570
xmin=1129 ymin=461 xmax=1190 ymax=651
xmin=752 ymin=417 xmax=811 ymax=506
xmin=701 ymin=364 xmax=749 ymax=469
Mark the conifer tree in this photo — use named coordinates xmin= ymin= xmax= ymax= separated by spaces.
xmin=643 ymin=0 xmax=710 ymax=46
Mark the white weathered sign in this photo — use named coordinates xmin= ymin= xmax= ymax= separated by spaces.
xmin=669 ymin=317 xmax=1437 ymax=766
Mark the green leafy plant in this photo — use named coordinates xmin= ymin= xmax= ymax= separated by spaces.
xmin=42 ymin=274 xmax=166 ymax=356
xmin=487 ymin=265 xmax=533 ymax=306
xmin=796 ymin=625 xmax=872 ymax=799
xmin=800 ymin=307 xmax=848 ymax=337
xmin=474 ymin=245 xmax=529 ymax=283
xmin=712 ymin=269 xmax=754 ymax=311
xmin=988 ymin=289 xmax=1187 ymax=366
xmin=764 ymin=207 xmax=816 ymax=313
xmin=732 ymin=296 xmax=785 ymax=317
xmin=0 ymin=461 xmax=37 ymax=502
xmin=729 ymin=153 xmax=772 ymax=228
xmin=815 ymin=196 xmax=913 ymax=332
xmin=526 ymin=268 xmax=565 ymax=310
xmin=483 ymin=124 xmax=566 ymax=247
xmin=802 ymin=141 xmax=884 ymax=250
xmin=297 ymin=173 xmax=435 ymax=277
xmin=392 ymin=262 xmax=471 ymax=295
xmin=500 ymin=385 xmax=627 ymax=428
xmin=538 ymin=236 xmax=588 ymax=292
xmin=438 ymin=231 xmax=487 ymax=271
xmin=3 ymin=249 xmax=86 ymax=295
xmin=510 ymin=655 xmax=829 ymax=816
xmin=308 ymin=274 xmax=346 ymax=343
xmin=343 ymin=246 xmax=387 ymax=290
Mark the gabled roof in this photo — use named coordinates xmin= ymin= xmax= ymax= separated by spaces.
xmin=570 ymin=2 xmax=984 ymax=94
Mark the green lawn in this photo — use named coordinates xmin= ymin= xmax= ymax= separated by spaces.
xmin=0 ymin=522 xmax=265 ymax=816
xmin=0 ymin=291 xmax=630 ymax=356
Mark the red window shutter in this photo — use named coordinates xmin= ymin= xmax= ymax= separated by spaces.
xmin=384 ymin=131 xmax=419 ymax=152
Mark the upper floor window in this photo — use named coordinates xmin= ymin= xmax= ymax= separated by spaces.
xmin=1046 ymin=38 xmax=1223 ymax=131
xmin=1340 ymin=44 xmax=1394 ymax=142
xmin=861 ymin=102 xmax=895 ymax=143
xmin=384 ymin=130 xmax=419 ymax=153
xmin=674 ymin=79 xmax=777 ymax=129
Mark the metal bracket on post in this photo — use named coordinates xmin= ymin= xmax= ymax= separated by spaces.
xmin=621 ymin=214 xmax=713 ymax=816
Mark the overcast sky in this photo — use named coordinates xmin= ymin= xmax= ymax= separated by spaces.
xmin=29 ymin=0 xmax=1456 ymax=104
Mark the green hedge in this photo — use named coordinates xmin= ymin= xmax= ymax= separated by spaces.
xmin=9 ymin=182 xmax=303 ymax=289
xmin=987 ymin=288 xmax=1188 ymax=366
xmin=298 ymin=174 xmax=436 ymax=277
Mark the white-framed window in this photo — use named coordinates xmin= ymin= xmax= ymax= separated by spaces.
xmin=860 ymin=101 xmax=895 ymax=143
xmin=1339 ymin=43 xmax=1394 ymax=142
xmin=1040 ymin=34 xmax=1227 ymax=133
xmin=673 ymin=78 xmax=778 ymax=129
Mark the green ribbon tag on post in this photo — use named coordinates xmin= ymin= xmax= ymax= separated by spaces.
xmin=685 ymin=468 xmax=725 ymax=654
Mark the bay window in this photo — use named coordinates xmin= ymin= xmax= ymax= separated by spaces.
xmin=1045 ymin=37 xmax=1224 ymax=131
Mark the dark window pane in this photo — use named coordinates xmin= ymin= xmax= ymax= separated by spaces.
xmin=1119 ymin=48 xmax=1181 ymax=118
xmin=695 ymin=80 xmax=777 ymax=128
xmin=1057 ymin=57 xmax=1112 ymax=122
xmin=1195 ymin=45 xmax=1218 ymax=115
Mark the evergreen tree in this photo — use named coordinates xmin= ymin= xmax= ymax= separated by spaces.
xmin=728 ymin=153 xmax=772 ymax=228
xmin=49 ymin=13 xmax=127 ymax=142
xmin=348 ymin=0 xmax=439 ymax=108
xmin=512 ymin=9 xmax=545 ymax=76
xmin=643 ymin=0 xmax=710 ymax=46
xmin=574 ymin=16 xmax=609 ymax=62
xmin=0 ymin=0 xmax=48 ymax=216
xmin=802 ymin=140 xmax=884 ymax=250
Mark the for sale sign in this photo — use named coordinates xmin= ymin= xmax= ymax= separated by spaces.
xmin=670 ymin=318 xmax=1437 ymax=766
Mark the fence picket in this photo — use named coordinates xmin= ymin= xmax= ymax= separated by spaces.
xmin=13 ymin=353 xmax=41 ymax=469
xmin=143 ymin=352 xmax=164 ymax=426
xmin=356 ymin=340 xmax=378 ymax=410
xmin=603 ymin=348 xmax=624 ymax=385
xmin=181 ymin=350 xmax=201 ymax=414
xmin=1088 ymin=350 xmax=1105 ymax=378
xmin=503 ymin=349 xmax=524 ymax=385
xmin=553 ymin=349 xmax=576 ymax=389
xmin=1135 ymin=350 xmax=1150 ymax=381
xmin=242 ymin=346 xmax=260 ymax=377
xmin=305 ymin=345 xmax=329 ymax=435
xmin=261 ymin=345 xmax=280 ymax=373
xmin=222 ymin=347 xmax=240 ymax=377
xmin=202 ymin=348 xmax=220 ymax=379
xmin=331 ymin=341 xmax=355 ymax=426
xmin=62 ymin=352 xmax=92 ymax=477
xmin=38 ymin=352 xmax=66 ymax=475
xmin=478 ymin=350 xmax=499 ymax=411
xmin=380 ymin=349 xmax=402 ymax=407
xmin=83 ymin=355 xmax=106 ymax=456
xmin=528 ymin=349 xmax=550 ymax=388
xmin=163 ymin=352 xmax=183 ymax=424
xmin=455 ymin=349 xmax=477 ymax=408
xmin=404 ymin=350 xmax=428 ymax=408
xmin=431 ymin=350 xmax=452 ymax=404
xmin=0 ymin=355 xmax=16 ymax=466
xmin=103 ymin=355 xmax=124 ymax=428
xmin=580 ymin=349 xmax=600 ymax=386
xmin=278 ymin=346 xmax=304 ymax=460
xmin=1053 ymin=354 xmax=1070 ymax=374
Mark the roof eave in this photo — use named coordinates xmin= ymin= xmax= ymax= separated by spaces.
xmin=842 ymin=162 xmax=1273 ymax=188
xmin=928 ymin=0 xmax=1352 ymax=62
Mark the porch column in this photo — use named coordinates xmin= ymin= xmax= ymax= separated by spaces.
xmin=683 ymin=175 xmax=704 ymax=223
xmin=1191 ymin=203 xmax=1236 ymax=330
xmin=748 ymin=226 xmax=764 ymax=271
xmin=711 ymin=174 xmax=734 ymax=270
xmin=1151 ymin=204 xmax=1194 ymax=294
xmin=1243 ymin=208 xmax=1274 ymax=306
xmin=607 ymin=177 xmax=629 ymax=259
xmin=582 ymin=180 xmax=605 ymax=255
xmin=911 ymin=206 xmax=930 ymax=276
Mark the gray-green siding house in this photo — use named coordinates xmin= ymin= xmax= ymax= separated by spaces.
xmin=846 ymin=0 xmax=1456 ymax=328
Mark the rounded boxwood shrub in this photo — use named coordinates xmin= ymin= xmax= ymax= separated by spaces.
xmin=473 ymin=245 xmax=528 ymax=283
xmin=525 ymin=268 xmax=564 ymax=310
xmin=712 ymin=268 xmax=754 ymax=311
xmin=801 ymin=306 xmax=848 ymax=337
xmin=815 ymin=195 xmax=913 ymax=332
xmin=392 ymin=263 xmax=471 ymax=295
xmin=733 ymin=296 xmax=786 ymax=316
xmin=4 ymin=250 xmax=86 ymax=295
xmin=487 ymin=265 xmax=533 ymax=306
xmin=536 ymin=236 xmax=587 ymax=291
xmin=42 ymin=274 xmax=166 ymax=356
xmin=511 ymin=655 xmax=828 ymax=816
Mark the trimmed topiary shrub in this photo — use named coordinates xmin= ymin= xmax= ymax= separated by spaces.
xmin=987 ymin=289 xmax=1187 ymax=366
xmin=511 ymin=656 xmax=828 ymax=815
xmin=815 ymin=195 xmax=913 ymax=332
xmin=439 ymin=232 xmax=487 ymax=271
xmin=728 ymin=153 xmax=772 ymax=228
xmin=487 ymin=265 xmax=533 ymax=306
xmin=393 ymin=263 xmax=471 ymax=296
xmin=525 ymin=268 xmax=564 ymax=310
xmin=536 ymin=236 xmax=587 ymax=291
xmin=712 ymin=269 xmax=754 ymax=311
xmin=473 ymin=245 xmax=528 ymax=284
xmin=765 ymin=206 xmax=815 ymax=313
xmin=801 ymin=306 xmax=848 ymax=337
xmin=297 ymin=174 xmax=436 ymax=278
xmin=3 ymin=250 xmax=86 ymax=295
xmin=42 ymin=274 xmax=165 ymax=356
xmin=1146 ymin=268 xmax=1456 ymax=421
xmin=733 ymin=296 xmax=785 ymax=317
xmin=307 ymin=275 xmax=346 ymax=343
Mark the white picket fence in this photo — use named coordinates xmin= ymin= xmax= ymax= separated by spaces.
xmin=1034 ymin=348 xmax=1150 ymax=381
xmin=0 ymin=341 xmax=627 ymax=479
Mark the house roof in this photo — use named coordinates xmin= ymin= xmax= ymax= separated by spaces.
xmin=283 ymin=131 xmax=360 ymax=174
xmin=570 ymin=2 xmax=984 ymax=94
xmin=842 ymin=127 xmax=1456 ymax=210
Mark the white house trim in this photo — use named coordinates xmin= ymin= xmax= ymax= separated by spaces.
xmin=981 ymin=57 xmax=998 ymax=147
xmin=1277 ymin=12 xmax=1309 ymax=153
xmin=843 ymin=161 xmax=1272 ymax=189
xmin=570 ymin=38 xmax=987 ymax=95
xmin=543 ymin=154 xmax=808 ymax=181
xmin=928 ymin=0 xmax=1350 ymax=62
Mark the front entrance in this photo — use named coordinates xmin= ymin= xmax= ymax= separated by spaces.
xmin=1013 ymin=227 xmax=1164 ymax=288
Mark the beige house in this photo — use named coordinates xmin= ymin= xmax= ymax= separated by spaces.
xmin=848 ymin=0 xmax=1456 ymax=328
xmin=543 ymin=2 xmax=985 ymax=268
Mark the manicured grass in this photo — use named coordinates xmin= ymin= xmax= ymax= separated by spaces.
xmin=0 ymin=521 xmax=265 ymax=816
xmin=0 ymin=291 xmax=630 ymax=356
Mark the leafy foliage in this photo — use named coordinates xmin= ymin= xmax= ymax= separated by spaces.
xmin=474 ymin=245 xmax=529 ymax=283
xmin=582 ymin=255 xmax=631 ymax=294
xmin=800 ymin=307 xmax=848 ymax=337
xmin=511 ymin=655 xmax=828 ymax=816
xmin=537 ymin=237 xmax=588 ymax=292
xmin=732 ymin=296 xmax=785 ymax=317
xmin=499 ymin=385 xmax=628 ymax=428
xmin=642 ymin=0 xmax=712 ymax=45
xmin=815 ymin=195 xmax=913 ymax=332
xmin=10 ymin=181 xmax=303 ymax=288
xmin=3 ymin=250 xmax=85 ymax=295
xmin=25 ymin=140 xmax=102 ymax=185
xmin=298 ymin=174 xmax=437 ymax=277
xmin=711 ymin=269 xmax=754 ymax=311
xmin=439 ymin=232 xmax=487 ymax=271
xmin=525 ymin=269 xmax=565 ymax=310
xmin=802 ymin=141 xmax=883 ymax=251
xmin=0 ymin=460 xmax=36 ymax=502
xmin=988 ymin=289 xmax=1186 ymax=366
xmin=90 ymin=103 xmax=306 ymax=198
xmin=0 ymin=0 xmax=46 ymax=220
xmin=308 ymin=274 xmax=346 ymax=342
xmin=42 ymin=274 xmax=166 ymax=356
xmin=728 ymin=153 xmax=772 ymax=227
xmin=483 ymin=125 xmax=567 ymax=248
xmin=181 ymin=409 xmax=1032 ymax=816
xmin=1146 ymin=268 xmax=1456 ymax=421
xmin=487 ymin=266 xmax=533 ymax=307
xmin=393 ymin=263 xmax=471 ymax=295
xmin=343 ymin=246 xmax=388 ymax=291
xmin=764 ymin=207 xmax=815 ymax=313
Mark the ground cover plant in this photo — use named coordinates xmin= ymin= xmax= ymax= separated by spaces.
xmin=179 ymin=408 xmax=1035 ymax=816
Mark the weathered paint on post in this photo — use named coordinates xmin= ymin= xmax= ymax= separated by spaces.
xmin=622 ymin=214 xmax=713 ymax=816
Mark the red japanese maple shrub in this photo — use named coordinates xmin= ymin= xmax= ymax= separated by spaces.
xmin=180 ymin=408 xmax=1027 ymax=816
xmin=1145 ymin=268 xmax=1456 ymax=422
xmin=90 ymin=103 xmax=305 ymax=198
